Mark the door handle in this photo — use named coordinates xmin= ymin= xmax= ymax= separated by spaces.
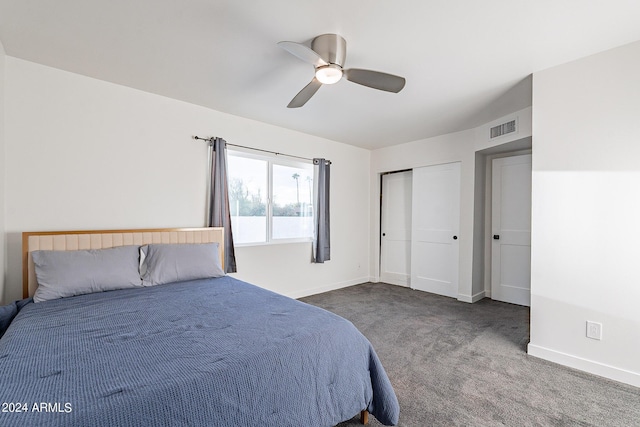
xmin=493 ymin=235 xmax=500 ymax=240
xmin=382 ymin=233 xmax=386 ymax=237
xmin=453 ymin=235 xmax=458 ymax=240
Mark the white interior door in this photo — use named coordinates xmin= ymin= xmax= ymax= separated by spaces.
xmin=491 ymin=154 xmax=532 ymax=306
xmin=380 ymin=171 xmax=412 ymax=286
xmin=411 ymin=162 xmax=460 ymax=298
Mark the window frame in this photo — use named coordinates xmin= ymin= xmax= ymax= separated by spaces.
xmin=227 ymin=149 xmax=315 ymax=247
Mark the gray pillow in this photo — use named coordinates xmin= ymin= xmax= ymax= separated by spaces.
xmin=140 ymin=243 xmax=225 ymax=287
xmin=32 ymin=245 xmax=143 ymax=303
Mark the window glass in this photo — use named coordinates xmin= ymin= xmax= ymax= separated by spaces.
xmin=272 ymin=163 xmax=314 ymax=240
xmin=227 ymin=151 xmax=314 ymax=245
xmin=227 ymin=155 xmax=267 ymax=244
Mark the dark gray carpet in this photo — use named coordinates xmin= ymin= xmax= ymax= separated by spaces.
xmin=300 ymin=283 xmax=640 ymax=427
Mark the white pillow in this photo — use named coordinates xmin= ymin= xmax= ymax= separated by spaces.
xmin=32 ymin=246 xmax=143 ymax=303
xmin=140 ymin=243 xmax=225 ymax=287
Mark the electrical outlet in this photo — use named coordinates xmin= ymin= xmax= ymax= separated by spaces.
xmin=586 ymin=321 xmax=602 ymax=340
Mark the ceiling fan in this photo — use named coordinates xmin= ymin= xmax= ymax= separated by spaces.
xmin=278 ymin=33 xmax=406 ymax=108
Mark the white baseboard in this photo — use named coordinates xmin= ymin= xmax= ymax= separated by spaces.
xmin=287 ymin=277 xmax=370 ymax=300
xmin=528 ymin=343 xmax=640 ymax=388
xmin=458 ymin=290 xmax=486 ymax=303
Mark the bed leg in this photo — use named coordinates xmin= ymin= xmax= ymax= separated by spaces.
xmin=360 ymin=410 xmax=369 ymax=425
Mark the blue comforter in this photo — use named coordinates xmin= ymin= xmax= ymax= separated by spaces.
xmin=0 ymin=277 xmax=399 ymax=426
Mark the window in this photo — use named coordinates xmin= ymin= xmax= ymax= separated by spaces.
xmin=227 ymin=151 xmax=314 ymax=245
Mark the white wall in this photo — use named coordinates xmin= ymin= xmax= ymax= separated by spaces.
xmin=529 ymin=41 xmax=640 ymax=387
xmin=2 ymin=57 xmax=370 ymax=303
xmin=0 ymin=40 xmax=6 ymax=301
xmin=370 ymin=107 xmax=532 ymax=302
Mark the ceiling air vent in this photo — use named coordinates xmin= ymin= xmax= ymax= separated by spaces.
xmin=490 ymin=119 xmax=517 ymax=139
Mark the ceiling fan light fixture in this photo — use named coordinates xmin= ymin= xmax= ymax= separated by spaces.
xmin=315 ymin=64 xmax=343 ymax=84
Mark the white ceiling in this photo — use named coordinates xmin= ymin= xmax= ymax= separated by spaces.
xmin=1 ymin=1 xmax=640 ymax=150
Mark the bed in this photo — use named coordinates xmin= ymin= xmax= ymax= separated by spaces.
xmin=0 ymin=228 xmax=399 ymax=427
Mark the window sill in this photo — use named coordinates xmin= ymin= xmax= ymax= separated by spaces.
xmin=234 ymin=239 xmax=313 ymax=248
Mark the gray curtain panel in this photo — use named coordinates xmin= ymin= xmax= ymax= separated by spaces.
xmin=208 ymin=137 xmax=237 ymax=273
xmin=313 ymin=158 xmax=331 ymax=263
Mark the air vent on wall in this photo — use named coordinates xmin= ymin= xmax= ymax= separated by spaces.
xmin=490 ymin=119 xmax=517 ymax=139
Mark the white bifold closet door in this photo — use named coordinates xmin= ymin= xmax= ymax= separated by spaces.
xmin=411 ymin=162 xmax=461 ymax=298
xmin=380 ymin=171 xmax=412 ymax=286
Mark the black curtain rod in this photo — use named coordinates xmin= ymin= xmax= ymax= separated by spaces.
xmin=193 ymin=136 xmax=331 ymax=164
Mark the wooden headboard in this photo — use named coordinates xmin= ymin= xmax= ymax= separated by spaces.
xmin=22 ymin=227 xmax=225 ymax=299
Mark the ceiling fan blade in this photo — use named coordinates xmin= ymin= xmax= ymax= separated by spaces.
xmin=287 ymin=78 xmax=323 ymax=108
xmin=277 ymin=41 xmax=328 ymax=67
xmin=343 ymin=68 xmax=406 ymax=93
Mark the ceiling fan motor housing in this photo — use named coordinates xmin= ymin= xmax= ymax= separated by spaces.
xmin=311 ymin=33 xmax=347 ymax=67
